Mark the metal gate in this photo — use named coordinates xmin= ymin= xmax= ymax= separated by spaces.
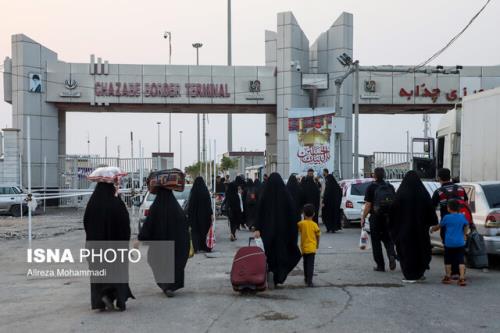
xmin=58 ymin=155 xmax=167 ymax=207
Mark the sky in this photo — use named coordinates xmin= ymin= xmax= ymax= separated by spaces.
xmin=1 ymin=0 xmax=499 ymax=168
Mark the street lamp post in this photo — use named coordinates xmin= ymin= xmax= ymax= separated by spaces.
xmin=164 ymin=31 xmax=173 ymax=153
xmin=156 ymin=121 xmax=161 ymax=169
xmin=227 ymin=0 xmax=233 ymax=152
xmin=192 ymin=43 xmax=203 ymax=165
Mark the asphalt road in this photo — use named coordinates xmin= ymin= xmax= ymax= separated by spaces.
xmin=0 ymin=209 xmax=499 ymax=333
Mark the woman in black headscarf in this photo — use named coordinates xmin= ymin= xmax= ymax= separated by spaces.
xmin=254 ymin=173 xmax=302 ymax=287
xmin=84 ymin=182 xmax=134 ymax=311
xmin=138 ymin=187 xmax=190 ymax=297
xmin=300 ymin=176 xmax=321 ymax=223
xmin=390 ymin=170 xmax=438 ymax=282
xmin=322 ymin=174 xmax=343 ymax=233
xmin=286 ymin=174 xmax=303 ymax=219
xmin=225 ymin=181 xmax=243 ymax=241
xmin=187 ymin=177 xmax=213 ymax=253
xmin=245 ymin=179 xmax=259 ymax=229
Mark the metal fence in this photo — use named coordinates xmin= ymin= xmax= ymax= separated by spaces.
xmin=371 ymin=152 xmax=427 ymax=180
xmin=58 ymin=155 xmax=168 ymax=207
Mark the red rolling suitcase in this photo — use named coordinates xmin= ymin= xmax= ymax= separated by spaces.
xmin=230 ymin=238 xmax=267 ymax=292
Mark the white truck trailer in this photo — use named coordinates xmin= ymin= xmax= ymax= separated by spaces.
xmin=460 ymin=87 xmax=500 ymax=182
xmin=437 ymin=87 xmax=500 ymax=182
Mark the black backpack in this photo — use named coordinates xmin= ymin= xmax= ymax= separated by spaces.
xmin=373 ymin=182 xmax=395 ymax=215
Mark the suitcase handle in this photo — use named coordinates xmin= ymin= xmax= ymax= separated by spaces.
xmin=248 ymin=237 xmax=255 ymax=246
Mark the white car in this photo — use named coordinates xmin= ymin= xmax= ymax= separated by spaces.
xmin=388 ymin=180 xmax=440 ymax=196
xmin=339 ymin=178 xmax=373 ymax=226
xmin=137 ymin=184 xmax=192 ymax=232
xmin=430 ymin=181 xmax=500 ymax=256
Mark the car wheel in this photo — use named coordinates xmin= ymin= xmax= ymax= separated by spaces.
xmin=342 ymin=214 xmax=351 ymax=228
xmin=10 ymin=205 xmax=22 ymax=217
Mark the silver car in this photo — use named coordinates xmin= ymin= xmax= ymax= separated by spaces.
xmin=430 ymin=181 xmax=500 ymax=256
xmin=136 ymin=185 xmax=192 ymax=233
xmin=0 ymin=185 xmax=27 ymax=216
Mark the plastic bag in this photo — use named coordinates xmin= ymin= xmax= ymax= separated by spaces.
xmin=254 ymin=237 xmax=265 ymax=252
xmin=359 ymin=229 xmax=370 ymax=250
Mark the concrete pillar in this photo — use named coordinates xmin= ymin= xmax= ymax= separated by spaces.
xmin=264 ymin=30 xmax=278 ymax=174
xmin=275 ymin=12 xmax=310 ymax=177
xmin=312 ymin=12 xmax=354 ymax=179
xmin=1 ymin=129 xmax=20 ymax=185
xmin=10 ymin=34 xmax=60 ymax=188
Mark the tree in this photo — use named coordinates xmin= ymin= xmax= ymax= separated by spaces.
xmin=220 ymin=156 xmax=238 ymax=172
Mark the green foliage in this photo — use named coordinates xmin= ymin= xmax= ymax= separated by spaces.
xmin=220 ymin=156 xmax=238 ymax=171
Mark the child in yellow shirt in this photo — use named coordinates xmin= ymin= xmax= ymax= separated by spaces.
xmin=297 ymin=204 xmax=321 ymax=287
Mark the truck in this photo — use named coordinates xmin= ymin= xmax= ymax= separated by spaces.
xmin=437 ymin=86 xmax=500 ymax=182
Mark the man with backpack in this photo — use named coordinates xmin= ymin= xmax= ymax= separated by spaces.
xmin=432 ymin=168 xmax=469 ymax=222
xmin=361 ymin=168 xmax=397 ymax=272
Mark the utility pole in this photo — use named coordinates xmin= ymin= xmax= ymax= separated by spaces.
xmin=227 ymin=0 xmax=233 ymax=152
xmin=193 ymin=43 xmax=203 ymax=164
xmin=164 ymin=31 xmax=173 ymax=153
xmin=86 ymin=132 xmax=90 ymax=156
xmin=353 ymin=60 xmax=360 ymax=178
xmin=156 ymin=121 xmax=161 ymax=169
xmin=179 ymin=130 xmax=183 ymax=170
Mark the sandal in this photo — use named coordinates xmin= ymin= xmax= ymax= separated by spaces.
xmin=458 ymin=278 xmax=467 ymax=287
xmin=441 ymin=276 xmax=452 ymax=284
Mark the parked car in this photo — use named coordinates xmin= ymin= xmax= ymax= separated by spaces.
xmin=339 ymin=178 xmax=373 ymax=227
xmin=430 ymin=181 xmax=500 ymax=256
xmin=0 ymin=185 xmax=28 ymax=217
xmin=137 ymin=185 xmax=192 ymax=233
xmin=388 ymin=180 xmax=440 ymax=196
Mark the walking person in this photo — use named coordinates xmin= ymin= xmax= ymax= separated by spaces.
xmin=187 ymin=177 xmax=214 ymax=253
xmin=301 ymin=169 xmax=321 ymax=223
xmin=138 ymin=185 xmax=190 ymax=297
xmin=254 ymin=173 xmax=302 ymax=288
xmin=298 ymin=204 xmax=321 ymax=287
xmin=361 ymin=167 xmax=397 ymax=272
xmin=431 ymin=199 xmax=470 ymax=286
xmin=432 ymin=168 xmax=468 ymax=278
xmin=84 ymin=169 xmax=134 ymax=311
xmin=286 ymin=174 xmax=303 ymax=219
xmin=322 ymin=174 xmax=343 ymax=233
xmin=245 ymin=179 xmax=259 ymax=229
xmin=225 ymin=182 xmax=243 ymax=241
xmin=390 ymin=171 xmax=438 ymax=283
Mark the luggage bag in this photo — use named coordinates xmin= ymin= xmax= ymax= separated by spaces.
xmin=230 ymin=237 xmax=267 ymax=292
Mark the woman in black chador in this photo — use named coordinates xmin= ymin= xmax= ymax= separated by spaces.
xmin=390 ymin=170 xmax=438 ymax=282
xmin=300 ymin=175 xmax=320 ymax=223
xmin=138 ymin=187 xmax=190 ymax=297
xmin=187 ymin=177 xmax=213 ymax=253
xmin=286 ymin=174 xmax=303 ymax=219
xmin=225 ymin=181 xmax=243 ymax=241
xmin=84 ymin=182 xmax=134 ymax=311
xmin=254 ymin=173 xmax=301 ymax=287
xmin=322 ymin=174 xmax=343 ymax=233
xmin=245 ymin=178 xmax=259 ymax=229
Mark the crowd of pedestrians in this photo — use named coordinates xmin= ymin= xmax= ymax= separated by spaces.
xmin=83 ymin=165 xmax=473 ymax=311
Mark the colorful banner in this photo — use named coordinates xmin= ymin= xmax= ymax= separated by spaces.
xmin=288 ymin=108 xmax=335 ymax=176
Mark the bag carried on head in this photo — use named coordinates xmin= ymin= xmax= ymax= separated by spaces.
xmin=147 ymin=169 xmax=185 ymax=193
xmin=373 ymin=182 xmax=395 ymax=215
